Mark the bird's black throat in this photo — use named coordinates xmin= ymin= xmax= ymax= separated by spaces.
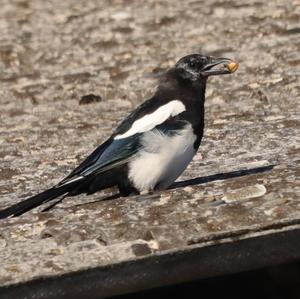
xmin=157 ymin=67 xmax=207 ymax=150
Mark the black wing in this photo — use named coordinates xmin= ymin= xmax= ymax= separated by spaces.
xmin=59 ymin=135 xmax=141 ymax=185
xmin=59 ymin=95 xmax=184 ymax=186
xmin=63 ymin=138 xmax=113 ymax=179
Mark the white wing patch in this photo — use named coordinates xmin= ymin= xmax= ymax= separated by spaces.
xmin=114 ymin=100 xmax=186 ymax=140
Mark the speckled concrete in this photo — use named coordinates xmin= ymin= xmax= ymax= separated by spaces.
xmin=0 ymin=0 xmax=299 ymax=289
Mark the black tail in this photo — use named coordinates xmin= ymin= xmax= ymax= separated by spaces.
xmin=0 ymin=184 xmax=73 ymax=219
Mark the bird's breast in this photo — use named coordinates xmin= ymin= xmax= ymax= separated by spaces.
xmin=128 ymin=124 xmax=197 ymax=192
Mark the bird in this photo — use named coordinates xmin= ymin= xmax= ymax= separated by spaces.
xmin=0 ymin=54 xmax=238 ymax=219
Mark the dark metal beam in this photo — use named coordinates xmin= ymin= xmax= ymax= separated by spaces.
xmin=1 ymin=225 xmax=300 ymax=299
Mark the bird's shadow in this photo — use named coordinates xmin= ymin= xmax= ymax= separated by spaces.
xmin=70 ymin=164 xmax=275 ymax=209
xmin=170 ymin=164 xmax=275 ymax=190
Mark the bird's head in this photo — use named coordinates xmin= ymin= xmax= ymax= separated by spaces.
xmin=174 ymin=54 xmax=239 ymax=81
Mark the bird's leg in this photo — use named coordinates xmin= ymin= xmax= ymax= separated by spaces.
xmin=117 ymin=178 xmax=138 ymax=196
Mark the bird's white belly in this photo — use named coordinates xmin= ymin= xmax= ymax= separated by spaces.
xmin=128 ymin=124 xmax=197 ymax=192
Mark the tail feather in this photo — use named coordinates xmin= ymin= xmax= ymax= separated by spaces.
xmin=0 ymin=184 xmax=73 ymax=219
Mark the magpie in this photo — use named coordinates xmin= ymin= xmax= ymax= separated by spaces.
xmin=0 ymin=54 xmax=238 ymax=219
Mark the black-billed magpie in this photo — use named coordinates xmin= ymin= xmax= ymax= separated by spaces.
xmin=0 ymin=54 xmax=238 ymax=218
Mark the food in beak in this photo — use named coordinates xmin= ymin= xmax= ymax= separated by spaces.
xmin=226 ymin=62 xmax=239 ymax=73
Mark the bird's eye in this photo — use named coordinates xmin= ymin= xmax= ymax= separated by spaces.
xmin=189 ymin=61 xmax=196 ymax=67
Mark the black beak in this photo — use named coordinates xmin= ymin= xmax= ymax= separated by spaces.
xmin=200 ymin=57 xmax=239 ymax=76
